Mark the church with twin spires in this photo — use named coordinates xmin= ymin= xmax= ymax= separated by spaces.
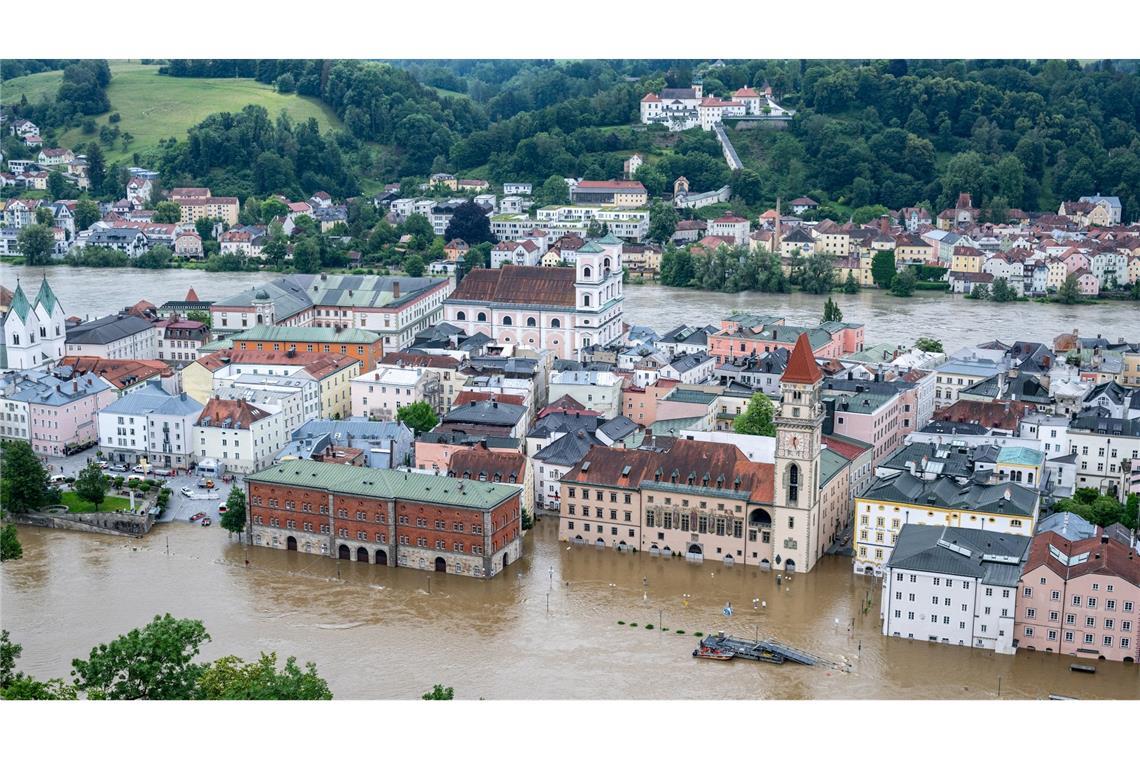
xmin=2 ymin=276 xmax=66 ymax=370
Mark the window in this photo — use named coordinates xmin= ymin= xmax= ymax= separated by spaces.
xmin=477 ymin=312 xmax=487 ymax=322
xmin=503 ymin=316 xmax=513 ymax=326
xmin=456 ymin=311 xmax=466 ymax=321
xmin=1023 ymin=587 xmax=1032 ymax=597
xmin=1025 ymin=627 xmax=1034 ymax=637
xmin=551 ymin=318 xmax=561 ymax=328
xmin=526 ymin=317 xmax=536 ymax=327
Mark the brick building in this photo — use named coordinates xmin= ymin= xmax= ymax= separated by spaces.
xmin=246 ymin=459 xmax=523 ymax=577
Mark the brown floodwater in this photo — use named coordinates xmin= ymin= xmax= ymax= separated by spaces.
xmin=2 ymin=519 xmax=1136 ymax=699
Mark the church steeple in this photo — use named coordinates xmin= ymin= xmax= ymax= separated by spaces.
xmin=34 ymin=274 xmax=61 ymax=316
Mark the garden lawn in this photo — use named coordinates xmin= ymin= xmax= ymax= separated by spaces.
xmin=60 ymin=491 xmax=133 ymax=514
xmin=2 ymin=61 xmax=342 ymax=161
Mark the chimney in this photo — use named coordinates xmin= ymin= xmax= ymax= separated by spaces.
xmin=879 ymin=215 xmax=889 ymax=234
xmin=392 ymin=281 xmax=401 ymax=299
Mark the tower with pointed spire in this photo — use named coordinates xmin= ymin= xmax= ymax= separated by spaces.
xmin=2 ymin=275 xmax=66 ymax=370
xmin=771 ymin=331 xmax=825 ymax=573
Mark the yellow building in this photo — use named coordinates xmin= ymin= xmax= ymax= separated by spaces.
xmin=852 ymin=474 xmax=1039 ymax=576
xmin=950 ymin=248 xmax=984 ymax=274
xmin=182 ymin=350 xmax=361 ymax=418
xmin=177 ymin=197 xmax=240 ymax=226
xmin=1121 ymin=349 xmax=1140 ymax=388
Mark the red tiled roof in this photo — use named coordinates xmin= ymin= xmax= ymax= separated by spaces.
xmin=575 ymin=180 xmax=646 ymax=191
xmin=453 ymin=391 xmax=525 ymax=408
xmin=781 ymin=332 xmax=823 ymax=384
xmin=934 ymin=400 xmax=1037 ymax=431
xmin=1024 ymin=530 xmax=1140 ymax=587
xmin=197 ymin=398 xmax=272 ymax=428
xmin=57 ymin=357 xmax=172 ymax=387
xmin=449 ymin=266 xmax=576 ymax=307
xmin=447 ymin=448 xmax=527 ymax=484
xmin=380 ymin=351 xmax=460 ymax=370
xmin=641 ymin=93 xmax=662 ymax=103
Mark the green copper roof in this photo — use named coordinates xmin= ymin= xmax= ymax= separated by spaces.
xmin=577 ymin=242 xmax=604 ymax=253
xmin=9 ymin=282 xmax=32 ymax=322
xmin=596 ymin=233 xmax=622 ymax=245
xmin=34 ymin=276 xmax=59 ymax=315
xmin=232 ymin=325 xmax=381 ymax=344
xmin=996 ymin=447 xmax=1045 ymax=466
xmin=246 ymin=459 xmax=518 ymax=511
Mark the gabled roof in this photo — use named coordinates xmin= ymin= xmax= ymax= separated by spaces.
xmin=447 ymin=266 xmax=576 ymax=308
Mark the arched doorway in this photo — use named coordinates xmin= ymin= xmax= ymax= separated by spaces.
xmin=434 ymin=557 xmax=447 ymax=573
xmin=286 ymin=536 xmax=297 ymax=551
xmin=375 ymin=549 xmax=388 ymax=566
xmin=356 ymin=546 xmax=369 ymax=563
xmin=687 ymin=544 xmax=703 ymax=555
xmin=748 ymin=507 xmax=772 ymax=526
xmin=1124 ymin=656 xmax=1134 ymax=663
xmin=338 ymin=544 xmax=350 ymax=560
xmin=595 ymin=538 xmax=605 ymax=547
xmin=760 ymin=559 xmax=771 ymax=571
xmin=785 ymin=559 xmax=796 ymax=572
xmin=502 ymin=552 xmax=510 ymax=569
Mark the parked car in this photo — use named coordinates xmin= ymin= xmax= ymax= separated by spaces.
xmin=198 ymin=479 xmax=216 ymax=489
xmin=151 ymin=468 xmax=174 ymax=477
xmin=180 ymin=487 xmax=194 ymax=497
xmin=201 ymin=517 xmax=212 ymax=527
xmin=131 ymin=465 xmax=149 ymax=474
xmin=96 ymin=460 xmax=111 ymax=470
xmin=108 ymin=464 xmax=129 ymax=473
xmin=190 ymin=512 xmax=206 ymax=522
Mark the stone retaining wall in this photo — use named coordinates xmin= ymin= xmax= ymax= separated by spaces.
xmin=12 ymin=510 xmax=154 ymax=537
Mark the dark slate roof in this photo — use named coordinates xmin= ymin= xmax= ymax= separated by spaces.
xmin=887 ymin=524 xmax=1030 ymax=587
xmin=879 ymin=442 xmax=974 ymax=479
xmin=862 ymin=471 xmax=1037 ymax=517
xmin=533 ymin=429 xmax=601 ymax=466
xmin=1037 ymin=511 xmax=1098 ymax=541
xmin=597 ymin=415 xmax=638 ymax=443
xmin=919 ymin=420 xmax=989 ymax=437
xmin=66 ymin=314 xmax=154 ymax=345
xmin=668 ymin=351 xmax=711 ymax=373
xmin=442 ymin=400 xmax=526 ymax=427
xmin=527 ymin=410 xmax=599 ymax=439
xmin=1069 ymin=414 xmax=1140 ymax=436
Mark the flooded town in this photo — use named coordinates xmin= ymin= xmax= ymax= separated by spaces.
xmin=2 ymin=54 xmax=1140 ymax=706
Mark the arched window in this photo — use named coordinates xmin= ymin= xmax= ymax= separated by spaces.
xmin=603 ymin=257 xmax=611 ymax=272
xmin=526 ymin=317 xmax=536 ymax=327
xmin=787 ymin=464 xmax=799 ymax=503
xmin=503 ymin=316 xmax=513 ymax=326
xmin=476 ymin=312 xmax=487 ymax=322
xmin=583 ymin=294 xmax=591 ymax=307
xmin=456 ymin=311 xmax=466 ymax=321
xmin=583 ymin=266 xmax=592 ymax=279
xmin=551 ymin=318 xmax=561 ymax=328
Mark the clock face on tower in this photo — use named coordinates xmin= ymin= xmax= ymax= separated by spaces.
xmin=779 ymin=432 xmax=808 ymax=459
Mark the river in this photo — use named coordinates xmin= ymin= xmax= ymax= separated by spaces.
xmin=3 ymin=263 xmax=1136 ymax=353
xmin=2 ymin=520 xmax=1135 ymax=699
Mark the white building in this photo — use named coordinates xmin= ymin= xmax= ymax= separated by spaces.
xmin=490 ymin=240 xmax=542 ymax=268
xmin=882 ymin=525 xmax=1030 ymax=655
xmin=350 ymin=366 xmax=440 ymax=421
xmin=504 ymin=182 xmax=532 ymax=196
xmin=547 ymin=370 xmax=623 ymax=419
xmin=98 ymin=380 xmax=204 ymax=468
xmin=65 ymin=314 xmax=159 ymax=361
xmin=193 ymin=397 xmax=285 ymax=475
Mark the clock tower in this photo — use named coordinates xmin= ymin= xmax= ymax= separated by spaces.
xmin=771 ymin=332 xmax=824 ymax=573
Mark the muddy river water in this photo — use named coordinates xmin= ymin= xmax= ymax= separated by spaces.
xmin=2 ymin=520 xmax=1135 ymax=699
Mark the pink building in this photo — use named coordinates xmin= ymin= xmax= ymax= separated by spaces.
xmin=8 ymin=370 xmax=117 ymax=457
xmin=826 ymin=388 xmax=904 ymax=468
xmin=708 ymin=314 xmax=864 ymax=363
xmin=1015 ymin=528 xmax=1139 ymax=662
xmin=414 ymin=432 xmax=521 ymax=474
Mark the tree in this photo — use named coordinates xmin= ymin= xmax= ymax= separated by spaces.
xmin=967 ymin=282 xmax=990 ymax=301
xmin=219 ymin=488 xmax=246 ymax=539
xmin=47 ymin=170 xmax=70 ymax=200
xmin=35 ymin=207 xmax=54 ymax=226
xmin=538 ymin=175 xmax=569 ymax=206
xmin=422 ymin=684 xmax=454 ymax=700
xmin=85 ymin=143 xmax=105 ymax=192
xmin=871 ymin=249 xmax=895 ymax=288
xmin=186 ymin=309 xmax=211 ymax=328
xmin=464 ymin=245 xmax=487 ymax=271
xmin=799 ymin=253 xmax=836 ymax=294
xmin=134 ymin=245 xmax=172 ymax=269
xmin=71 ymin=614 xmax=211 ymax=700
xmin=1 ymin=630 xmax=76 ymax=700
xmin=733 ymin=393 xmax=776 ymax=437
xmin=0 ymin=524 xmax=22 ymax=562
xmin=991 ymin=277 xmax=1016 ymax=302
xmin=73 ymin=462 xmax=107 ymax=510
xmin=1057 ymin=273 xmax=1081 ymax=304
xmin=195 ymin=217 xmax=215 ymax=240
xmin=822 ymin=297 xmax=843 ymax=323
xmin=196 ymin=653 xmax=331 ymax=700
xmin=842 ymin=271 xmax=859 ymax=294
xmin=647 ymin=201 xmax=679 ymax=243
xmin=16 ymin=224 xmax=55 ymax=266
xmin=914 ymin=337 xmax=944 ymax=354
xmin=291 ymin=238 xmax=321 ymax=274
xmin=401 ymin=214 xmax=435 ymax=250
xmin=152 ymin=201 xmax=182 ymax=224
xmin=403 ymin=254 xmax=425 ymax=278
xmin=73 ymin=198 xmax=101 ymax=231
xmin=443 ymin=200 xmax=494 ymax=246
xmin=0 ymin=441 xmax=52 ymax=513
xmin=890 ymin=268 xmax=916 ymax=297
xmin=1055 ymin=490 xmax=1137 ymax=530
xmin=396 ymin=401 xmax=438 ymax=435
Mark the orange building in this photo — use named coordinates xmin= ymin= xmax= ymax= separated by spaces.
xmin=229 ymin=325 xmax=385 ymax=371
